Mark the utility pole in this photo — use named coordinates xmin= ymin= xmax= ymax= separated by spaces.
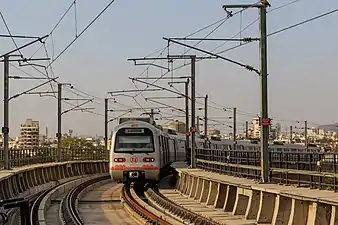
xmin=2 ymin=55 xmax=51 ymax=170
xmin=233 ymin=107 xmax=237 ymax=150
xmin=185 ymin=80 xmax=190 ymax=159
xmin=128 ymin=55 xmax=206 ymax=168
xmin=104 ymin=98 xmax=108 ymax=151
xmin=304 ymin=120 xmax=308 ymax=150
xmin=290 ymin=125 xmax=293 ymax=144
xmin=219 ymin=2 xmax=269 ymax=181
xmin=3 ymin=55 xmax=9 ymax=170
xmin=260 ymin=1 xmax=270 ymax=183
xmin=150 ymin=109 xmax=154 ymax=120
xmin=245 ymin=121 xmax=249 ymax=139
xmin=191 ymin=56 xmax=196 ymax=168
xmin=204 ymin=94 xmax=208 ymax=147
xmin=57 ymin=83 xmax=92 ymax=162
xmin=57 ymin=83 xmax=62 ymax=162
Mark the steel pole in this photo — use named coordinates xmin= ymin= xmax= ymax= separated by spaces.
xmin=245 ymin=121 xmax=249 ymax=139
xmin=57 ymin=84 xmax=62 ymax=162
xmin=104 ymin=98 xmax=108 ymax=151
xmin=204 ymin=94 xmax=208 ymax=147
xmin=191 ymin=56 xmax=196 ymax=168
xmin=185 ymin=80 xmax=190 ymax=162
xmin=3 ymin=55 xmax=10 ymax=170
xmin=233 ymin=107 xmax=237 ymax=150
xmin=305 ymin=120 xmax=308 ymax=150
xmin=259 ymin=1 xmax=270 ymax=183
xmin=290 ymin=125 xmax=293 ymax=144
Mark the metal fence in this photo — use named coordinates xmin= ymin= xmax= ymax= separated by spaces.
xmin=0 ymin=147 xmax=108 ymax=170
xmin=196 ymin=148 xmax=338 ymax=191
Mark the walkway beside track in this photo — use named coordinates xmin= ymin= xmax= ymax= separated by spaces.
xmin=174 ymin=168 xmax=338 ymax=225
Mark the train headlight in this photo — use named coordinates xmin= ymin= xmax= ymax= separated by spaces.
xmin=143 ymin=157 xmax=155 ymax=162
xmin=114 ymin=158 xmax=126 ymax=162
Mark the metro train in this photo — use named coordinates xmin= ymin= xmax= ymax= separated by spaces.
xmin=109 ymin=117 xmax=323 ymax=184
xmin=109 ymin=117 xmax=222 ymax=184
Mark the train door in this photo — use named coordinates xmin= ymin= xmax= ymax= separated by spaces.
xmin=173 ymin=139 xmax=177 ymax=161
xmin=159 ymin=135 xmax=164 ymax=165
xmin=166 ymin=137 xmax=170 ymax=163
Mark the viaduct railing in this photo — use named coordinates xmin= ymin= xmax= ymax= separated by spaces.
xmin=3 ymin=147 xmax=338 ymax=191
xmin=196 ymin=148 xmax=338 ymax=191
xmin=0 ymin=147 xmax=108 ymax=170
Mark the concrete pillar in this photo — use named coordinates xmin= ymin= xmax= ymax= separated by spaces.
xmin=287 ymin=199 xmax=309 ymax=225
xmin=330 ymin=206 xmax=338 ymax=225
xmin=233 ymin=188 xmax=250 ymax=216
xmin=223 ymin=185 xmax=237 ymax=212
xmin=245 ymin=190 xmax=261 ymax=220
xmin=256 ymin=191 xmax=276 ymax=224
xmin=199 ymin=179 xmax=210 ymax=203
xmin=271 ymin=195 xmax=292 ymax=225
xmin=194 ymin=178 xmax=204 ymax=200
xmin=189 ymin=176 xmax=198 ymax=197
xmin=214 ymin=183 xmax=227 ymax=209
xmin=307 ymin=202 xmax=331 ymax=225
xmin=206 ymin=181 xmax=218 ymax=206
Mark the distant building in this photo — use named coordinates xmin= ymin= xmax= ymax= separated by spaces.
xmin=39 ymin=134 xmax=47 ymax=146
xmin=276 ymin=123 xmax=281 ymax=138
xmin=251 ymin=118 xmax=261 ymax=138
xmin=9 ymin=137 xmax=20 ymax=149
xmin=165 ymin=120 xmax=186 ymax=134
xmin=19 ymin=118 xmax=39 ymax=149
xmin=208 ymin=129 xmax=220 ymax=136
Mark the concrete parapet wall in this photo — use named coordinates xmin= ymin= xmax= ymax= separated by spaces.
xmin=0 ymin=160 xmax=108 ymax=201
xmin=175 ymin=168 xmax=338 ymax=225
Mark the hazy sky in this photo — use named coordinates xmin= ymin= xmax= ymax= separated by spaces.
xmin=1 ymin=0 xmax=338 ymax=137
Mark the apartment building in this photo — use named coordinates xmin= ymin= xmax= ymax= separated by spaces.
xmin=20 ymin=119 xmax=39 ymax=149
xmin=251 ymin=118 xmax=261 ymax=138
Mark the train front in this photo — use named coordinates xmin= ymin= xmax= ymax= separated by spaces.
xmin=110 ymin=123 xmax=160 ymax=184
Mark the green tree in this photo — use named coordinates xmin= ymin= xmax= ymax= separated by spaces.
xmin=61 ymin=137 xmax=107 ymax=161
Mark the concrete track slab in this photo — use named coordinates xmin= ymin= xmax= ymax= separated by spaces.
xmin=78 ymin=181 xmax=136 ymax=225
xmin=45 ymin=203 xmax=59 ymax=225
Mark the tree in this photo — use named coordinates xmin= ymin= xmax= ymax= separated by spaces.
xmin=61 ymin=137 xmax=107 ymax=161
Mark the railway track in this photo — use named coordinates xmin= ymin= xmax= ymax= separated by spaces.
xmin=4 ymin=174 xmax=222 ymax=225
xmin=60 ymin=175 xmax=110 ymax=225
xmin=122 ymin=183 xmax=173 ymax=225
xmin=1 ymin=182 xmax=65 ymax=225
xmin=146 ymin=187 xmax=222 ymax=225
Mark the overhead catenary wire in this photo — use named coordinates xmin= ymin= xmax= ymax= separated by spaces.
xmin=136 ymin=16 xmax=238 ymax=79
xmin=47 ymin=0 xmax=117 ymax=68
xmin=133 ymin=6 xmax=253 ymax=98
xmin=134 ymin=0 xmax=305 ymax=110
xmin=161 ymin=2 xmax=336 ymax=123
xmin=0 ymin=12 xmax=57 ymax=97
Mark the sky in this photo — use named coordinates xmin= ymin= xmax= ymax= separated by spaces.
xmin=0 ymin=0 xmax=338 ymax=137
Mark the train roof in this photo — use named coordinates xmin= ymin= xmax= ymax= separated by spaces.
xmin=114 ymin=120 xmax=160 ymax=133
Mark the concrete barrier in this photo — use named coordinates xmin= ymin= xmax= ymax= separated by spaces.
xmin=0 ymin=161 xmax=108 ymax=201
xmin=175 ymin=168 xmax=338 ymax=225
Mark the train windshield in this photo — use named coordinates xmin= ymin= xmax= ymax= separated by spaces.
xmin=114 ymin=128 xmax=154 ymax=153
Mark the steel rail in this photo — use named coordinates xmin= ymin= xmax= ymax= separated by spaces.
xmin=121 ymin=184 xmax=172 ymax=225
xmin=29 ymin=177 xmax=88 ymax=225
xmin=61 ymin=175 xmax=110 ymax=225
xmin=146 ymin=187 xmax=222 ymax=225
